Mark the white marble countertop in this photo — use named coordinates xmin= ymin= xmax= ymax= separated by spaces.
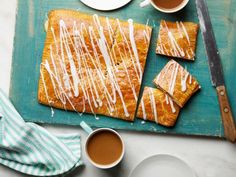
xmin=0 ymin=1 xmax=235 ymax=177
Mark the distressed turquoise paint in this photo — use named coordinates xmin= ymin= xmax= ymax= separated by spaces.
xmin=9 ymin=0 xmax=236 ymax=137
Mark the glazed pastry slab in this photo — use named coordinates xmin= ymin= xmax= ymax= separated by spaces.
xmin=9 ymin=0 xmax=236 ymax=138
xmin=38 ymin=10 xmax=152 ymax=121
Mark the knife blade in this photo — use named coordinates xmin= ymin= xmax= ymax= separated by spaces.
xmin=196 ymin=0 xmax=236 ymax=142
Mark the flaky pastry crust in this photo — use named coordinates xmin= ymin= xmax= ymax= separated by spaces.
xmin=153 ymin=60 xmax=200 ymax=107
xmin=38 ymin=10 xmax=152 ymax=121
xmin=156 ymin=20 xmax=199 ymax=60
xmin=137 ymin=87 xmax=180 ymax=127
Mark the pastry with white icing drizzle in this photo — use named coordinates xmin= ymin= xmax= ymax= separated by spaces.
xmin=137 ymin=87 xmax=180 ymax=127
xmin=38 ymin=10 xmax=152 ymax=121
xmin=156 ymin=20 xmax=199 ymax=61
xmin=153 ymin=60 xmax=200 ymax=107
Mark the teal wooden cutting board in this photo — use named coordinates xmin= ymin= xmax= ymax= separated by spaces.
xmin=9 ymin=0 xmax=236 ymax=137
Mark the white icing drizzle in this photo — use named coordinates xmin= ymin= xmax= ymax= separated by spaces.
xmin=149 ymin=88 xmax=158 ymax=123
xmin=163 ymin=21 xmax=185 ymax=57
xmin=168 ymin=97 xmax=176 ymax=113
xmin=51 ymin=27 xmax=59 ymax=59
xmin=165 ymin=94 xmax=169 ymax=104
xmin=113 ymin=36 xmax=138 ymax=102
xmin=190 ymin=48 xmax=195 ymax=56
xmin=122 ymin=59 xmax=138 ymax=101
xmin=176 ymin=21 xmax=184 ymax=38
xmin=79 ymin=35 xmax=106 ymax=111
xmin=40 ymin=65 xmax=55 ymax=118
xmin=141 ymin=99 xmax=147 ymax=120
xmin=60 ymin=20 xmax=80 ymax=97
xmin=52 ymin=24 xmax=95 ymax=112
xmin=40 ymin=67 xmax=53 ymax=110
xmin=92 ymin=14 xmax=101 ymax=31
xmin=77 ymin=21 xmax=116 ymax=112
xmin=105 ymin=17 xmax=114 ymax=44
xmin=159 ymin=20 xmax=193 ymax=59
xmin=128 ymin=19 xmax=143 ymax=83
xmin=51 ymin=108 xmax=55 ymax=117
xmin=116 ymin=19 xmax=140 ymax=82
xmin=58 ymin=25 xmax=73 ymax=96
xmin=157 ymin=34 xmax=171 ymax=57
xmin=48 ymin=46 xmax=60 ymax=99
xmin=88 ymin=27 xmax=104 ymax=75
xmin=63 ymin=22 xmax=98 ymax=112
xmin=181 ymin=66 xmax=189 ymax=92
xmin=165 ymin=94 xmax=176 ymax=113
xmin=145 ymin=19 xmax=150 ymax=28
xmin=180 ymin=21 xmax=190 ymax=44
xmin=143 ymin=19 xmax=151 ymax=43
xmin=186 ymin=50 xmax=191 ymax=59
xmin=169 ymin=30 xmax=185 ymax=57
xmin=158 ymin=24 xmax=168 ymax=55
xmin=41 ymin=14 xmax=148 ymax=118
xmin=43 ymin=60 xmax=65 ymax=104
xmin=189 ymin=75 xmax=192 ymax=84
xmin=98 ymin=27 xmax=130 ymax=117
xmin=160 ymin=61 xmax=192 ymax=96
xmin=143 ymin=31 xmax=148 ymax=44
xmin=94 ymin=15 xmax=119 ymax=72
xmin=156 ymin=61 xmax=193 ymax=109
xmin=168 ymin=62 xmax=179 ymax=95
xmin=41 ymin=61 xmax=77 ymax=112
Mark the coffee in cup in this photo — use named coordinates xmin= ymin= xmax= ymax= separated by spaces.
xmin=85 ymin=128 xmax=125 ymax=169
xmin=153 ymin=0 xmax=185 ymax=9
xmin=140 ymin=0 xmax=189 ymax=13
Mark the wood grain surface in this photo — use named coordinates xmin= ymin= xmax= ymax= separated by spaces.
xmin=216 ymin=86 xmax=236 ymax=142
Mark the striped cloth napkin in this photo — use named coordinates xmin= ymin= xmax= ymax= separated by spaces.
xmin=0 ymin=89 xmax=83 ymax=176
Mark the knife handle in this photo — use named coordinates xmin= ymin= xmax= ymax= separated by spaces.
xmin=216 ymin=85 xmax=236 ymax=142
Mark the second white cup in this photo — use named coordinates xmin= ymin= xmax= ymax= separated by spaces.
xmin=80 ymin=122 xmax=125 ymax=169
xmin=140 ymin=0 xmax=189 ymax=13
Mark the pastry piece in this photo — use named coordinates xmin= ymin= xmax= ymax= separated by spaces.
xmin=153 ymin=60 xmax=200 ymax=107
xmin=38 ymin=9 xmax=152 ymax=121
xmin=156 ymin=20 xmax=199 ymax=60
xmin=137 ymin=87 xmax=180 ymax=127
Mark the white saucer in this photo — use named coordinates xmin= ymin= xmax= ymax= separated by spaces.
xmin=80 ymin=0 xmax=132 ymax=11
xmin=129 ymin=154 xmax=196 ymax=177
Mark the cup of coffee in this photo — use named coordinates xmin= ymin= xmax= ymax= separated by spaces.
xmin=140 ymin=0 xmax=189 ymax=13
xmin=80 ymin=122 xmax=125 ymax=169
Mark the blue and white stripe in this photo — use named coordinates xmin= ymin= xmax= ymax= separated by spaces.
xmin=0 ymin=89 xmax=83 ymax=176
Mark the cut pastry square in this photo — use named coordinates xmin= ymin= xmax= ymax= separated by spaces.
xmin=156 ymin=20 xmax=199 ymax=60
xmin=153 ymin=60 xmax=201 ymax=107
xmin=38 ymin=9 xmax=152 ymax=121
xmin=137 ymin=87 xmax=180 ymax=127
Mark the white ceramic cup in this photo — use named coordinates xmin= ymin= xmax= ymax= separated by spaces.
xmin=80 ymin=122 xmax=125 ymax=169
xmin=140 ymin=0 xmax=189 ymax=13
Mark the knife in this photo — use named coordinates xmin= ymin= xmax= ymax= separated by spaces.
xmin=196 ymin=0 xmax=236 ymax=142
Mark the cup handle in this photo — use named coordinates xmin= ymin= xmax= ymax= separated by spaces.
xmin=139 ymin=0 xmax=151 ymax=7
xmin=80 ymin=121 xmax=93 ymax=134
